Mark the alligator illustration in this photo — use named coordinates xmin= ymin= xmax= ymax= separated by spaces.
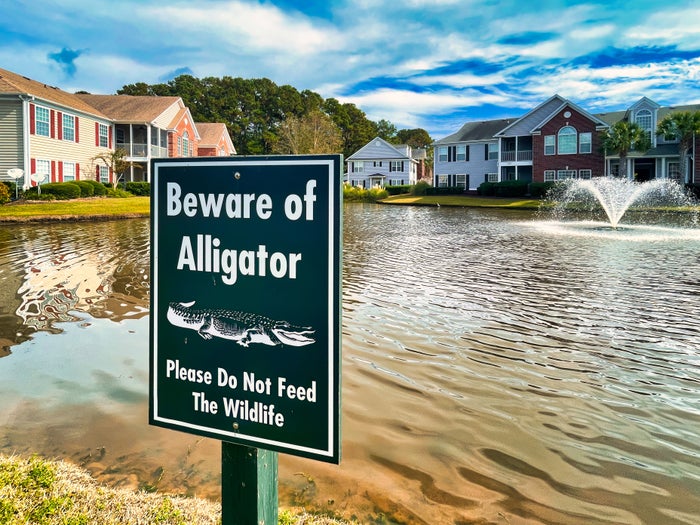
xmin=166 ymin=301 xmax=315 ymax=347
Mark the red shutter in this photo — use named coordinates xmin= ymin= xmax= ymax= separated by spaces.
xmin=58 ymin=161 xmax=63 ymax=182
xmin=76 ymin=163 xmax=80 ymax=180
xmin=29 ymin=104 xmax=35 ymax=134
xmin=108 ymin=126 xmax=113 ymax=148
xmin=75 ymin=117 xmax=79 ymax=143
xmin=95 ymin=122 xmax=99 ymax=146
xmin=96 ymin=165 xmax=99 ymax=180
xmin=30 ymin=158 xmax=36 ymax=176
xmin=57 ymin=112 xmax=63 ymax=140
xmin=50 ymin=110 xmax=56 ymax=138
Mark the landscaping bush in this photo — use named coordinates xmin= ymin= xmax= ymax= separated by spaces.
xmin=25 ymin=182 xmax=81 ymax=200
xmin=477 ymin=182 xmax=496 ymax=196
xmin=529 ymin=182 xmax=556 ymax=199
xmin=494 ymin=180 xmax=529 ymax=197
xmin=685 ymin=183 xmax=700 ymax=200
xmin=73 ymin=180 xmax=95 ymax=197
xmin=0 ymin=182 xmax=10 ymax=205
xmin=425 ymin=186 xmax=466 ymax=195
xmin=410 ymin=181 xmax=431 ymax=196
xmin=385 ymin=184 xmax=411 ymax=195
xmin=125 ymin=181 xmax=150 ymax=196
xmin=343 ymin=185 xmax=388 ymax=202
xmin=82 ymin=180 xmax=108 ymax=196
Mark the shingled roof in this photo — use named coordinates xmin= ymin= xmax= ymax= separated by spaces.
xmin=434 ymin=118 xmax=513 ymax=144
xmin=0 ymin=67 xmax=109 ymax=118
xmin=74 ymin=94 xmax=183 ymax=123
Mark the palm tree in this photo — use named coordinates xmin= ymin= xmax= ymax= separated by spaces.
xmin=599 ymin=121 xmax=651 ymax=179
xmin=657 ymin=111 xmax=700 ymax=184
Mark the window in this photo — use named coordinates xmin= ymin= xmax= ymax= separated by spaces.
xmin=438 ymin=146 xmax=448 ymax=162
xmin=98 ymin=165 xmax=109 ymax=183
xmin=668 ymin=162 xmax=681 ymax=181
xmin=579 ymin=169 xmax=592 ymax=179
xmin=544 ymin=135 xmax=555 ymax=155
xmin=544 ymin=170 xmax=556 ymax=181
xmin=373 ymin=161 xmax=382 ymax=167
xmin=487 ymin=173 xmax=499 ymax=183
xmin=63 ymin=114 xmax=75 ymax=142
xmin=35 ymin=160 xmax=50 ymax=183
xmin=63 ymin=162 xmax=76 ymax=181
xmin=558 ymin=126 xmax=577 ymax=154
xmin=98 ymin=123 xmax=109 ymax=147
xmin=437 ymin=175 xmax=448 ymax=187
xmin=579 ymin=132 xmax=592 ymax=154
xmin=353 ymin=161 xmax=364 ymax=173
xmin=456 ymin=174 xmax=467 ymax=188
xmin=390 ymin=161 xmax=403 ymax=172
xmin=36 ymin=106 xmax=50 ymax=137
xmin=456 ymin=144 xmax=466 ymax=161
xmin=557 ymin=169 xmax=577 ymax=179
xmin=488 ymin=143 xmax=498 ymax=160
xmin=635 ymin=109 xmax=652 ymax=141
xmin=182 ymin=132 xmax=190 ymax=157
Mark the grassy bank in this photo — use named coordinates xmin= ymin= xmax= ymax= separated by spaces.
xmin=0 ymin=455 xmax=355 ymax=525
xmin=0 ymin=197 xmax=150 ymax=222
xmin=381 ymin=193 xmax=543 ymax=209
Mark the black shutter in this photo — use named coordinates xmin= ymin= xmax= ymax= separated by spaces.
xmin=485 ymin=144 xmax=489 ymax=160
xmin=466 ymin=145 xmax=470 ymax=161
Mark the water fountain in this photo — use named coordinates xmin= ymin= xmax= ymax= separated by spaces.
xmin=539 ymin=177 xmax=699 ymax=239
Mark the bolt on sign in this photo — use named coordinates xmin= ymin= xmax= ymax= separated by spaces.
xmin=149 ymin=155 xmax=342 ymax=463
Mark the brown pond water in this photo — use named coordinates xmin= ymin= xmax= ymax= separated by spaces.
xmin=1 ymin=204 xmax=700 ymax=524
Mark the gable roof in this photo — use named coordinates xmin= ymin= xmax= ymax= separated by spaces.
xmin=0 ymin=67 xmax=109 ymax=119
xmin=435 ymin=118 xmax=513 ymax=144
xmin=529 ymin=98 xmax=610 ymax=132
xmin=74 ymin=94 xmax=184 ymax=124
xmin=346 ymin=136 xmax=411 ymax=161
xmin=197 ymin=122 xmax=236 ymax=153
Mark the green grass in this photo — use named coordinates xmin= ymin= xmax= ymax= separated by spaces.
xmin=0 ymin=196 xmax=150 ymax=221
xmin=0 ymin=454 xmax=357 ymax=525
xmin=381 ymin=193 xmax=543 ymax=209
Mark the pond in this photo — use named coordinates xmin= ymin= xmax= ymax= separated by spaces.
xmin=1 ymin=204 xmax=699 ymax=524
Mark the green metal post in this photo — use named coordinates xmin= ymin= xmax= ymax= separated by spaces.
xmin=221 ymin=442 xmax=278 ymax=525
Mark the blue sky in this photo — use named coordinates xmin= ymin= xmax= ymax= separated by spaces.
xmin=1 ymin=0 xmax=699 ymax=138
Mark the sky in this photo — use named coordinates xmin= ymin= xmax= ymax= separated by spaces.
xmin=1 ymin=0 xmax=699 ymax=139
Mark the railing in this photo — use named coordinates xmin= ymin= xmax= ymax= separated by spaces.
xmin=501 ymin=150 xmax=533 ymax=162
xmin=151 ymin=145 xmax=168 ymax=157
xmin=116 ymin=142 xmax=148 ymax=157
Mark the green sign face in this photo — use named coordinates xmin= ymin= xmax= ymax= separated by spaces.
xmin=149 ymin=156 xmax=342 ymax=463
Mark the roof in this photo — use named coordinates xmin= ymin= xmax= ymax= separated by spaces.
xmin=347 ymin=136 xmax=414 ymax=161
xmin=196 ymin=123 xmax=230 ymax=146
xmin=74 ymin=93 xmax=183 ymax=123
xmin=435 ymin=118 xmax=513 ymax=144
xmin=0 ymin=67 xmax=109 ymax=119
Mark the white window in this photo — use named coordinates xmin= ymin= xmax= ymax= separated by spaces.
xmin=557 ymin=169 xmax=577 ymax=179
xmin=579 ymin=169 xmax=592 ymax=179
xmin=544 ymin=135 xmax=555 ymax=155
xmin=35 ymin=159 xmax=50 ymax=182
xmin=558 ymin=127 xmax=577 ymax=154
xmin=579 ymin=132 xmax=592 ymax=154
xmin=35 ymin=106 xmax=50 ymax=137
xmin=353 ymin=161 xmax=364 ymax=173
xmin=456 ymin=174 xmax=467 ymax=188
xmin=98 ymin=165 xmax=109 ymax=183
xmin=487 ymin=173 xmax=499 ymax=183
xmin=438 ymin=146 xmax=448 ymax=162
xmin=636 ymin=109 xmax=652 ymax=141
xmin=544 ymin=170 xmax=556 ymax=181
xmin=668 ymin=162 xmax=681 ymax=181
xmin=456 ymin=144 xmax=466 ymax=161
xmin=63 ymin=162 xmax=76 ymax=181
xmin=390 ymin=161 xmax=403 ymax=172
xmin=182 ymin=131 xmax=190 ymax=157
xmin=63 ymin=114 xmax=75 ymax=142
xmin=488 ymin=143 xmax=498 ymax=160
xmin=98 ymin=123 xmax=109 ymax=147
xmin=437 ymin=175 xmax=448 ymax=187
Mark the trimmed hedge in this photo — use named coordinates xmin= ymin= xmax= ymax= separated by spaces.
xmin=73 ymin=180 xmax=95 ymax=197
xmin=125 ymin=181 xmax=150 ymax=196
xmin=0 ymin=182 xmax=10 ymax=204
xmin=477 ymin=180 xmax=530 ymax=197
xmin=385 ymin=184 xmax=412 ymax=195
xmin=82 ymin=180 xmax=108 ymax=196
xmin=25 ymin=182 xmax=81 ymax=200
xmin=528 ymin=182 xmax=556 ymax=199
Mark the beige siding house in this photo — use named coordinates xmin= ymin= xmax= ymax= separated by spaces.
xmin=0 ymin=67 xmax=114 ymax=187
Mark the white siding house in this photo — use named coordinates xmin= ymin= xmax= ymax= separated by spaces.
xmin=346 ymin=137 xmax=418 ymax=188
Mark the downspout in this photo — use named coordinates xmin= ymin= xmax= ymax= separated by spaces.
xmin=19 ymin=94 xmax=34 ymax=190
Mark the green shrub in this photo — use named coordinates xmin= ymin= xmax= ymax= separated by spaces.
xmin=106 ymin=186 xmax=133 ymax=198
xmin=125 ymin=181 xmax=150 ymax=196
xmin=343 ymin=185 xmax=388 ymax=202
xmin=477 ymin=182 xmax=496 ymax=196
xmin=25 ymin=182 xmax=81 ymax=200
xmin=410 ymin=181 xmax=431 ymax=196
xmin=425 ymin=186 xmax=465 ymax=195
xmin=73 ymin=180 xmax=95 ymax=197
xmin=528 ymin=182 xmax=556 ymax=199
xmin=82 ymin=180 xmax=108 ymax=196
xmin=385 ymin=184 xmax=411 ymax=195
xmin=0 ymin=183 xmax=10 ymax=205
xmin=494 ymin=180 xmax=529 ymax=197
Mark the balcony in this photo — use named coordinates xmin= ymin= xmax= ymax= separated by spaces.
xmin=501 ymin=150 xmax=533 ymax=162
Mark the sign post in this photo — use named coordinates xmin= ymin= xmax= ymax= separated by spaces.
xmin=149 ymin=155 xmax=342 ymax=522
